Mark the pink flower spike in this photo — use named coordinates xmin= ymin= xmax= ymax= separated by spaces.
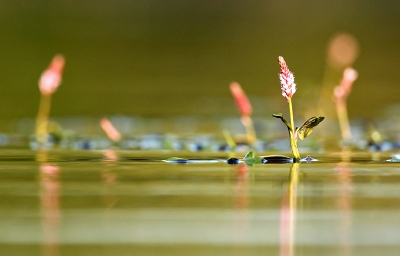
xmin=229 ymin=82 xmax=252 ymax=116
xmin=340 ymin=68 xmax=358 ymax=94
xmin=334 ymin=67 xmax=358 ymax=102
xmin=39 ymin=54 xmax=65 ymax=96
xmin=100 ymin=118 xmax=122 ymax=142
xmin=278 ymin=56 xmax=297 ymax=100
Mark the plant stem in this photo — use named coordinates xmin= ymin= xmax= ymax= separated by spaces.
xmin=36 ymin=94 xmax=52 ymax=149
xmin=222 ymin=129 xmax=236 ymax=152
xmin=288 ymin=99 xmax=301 ymax=161
xmin=336 ymin=100 xmax=351 ymax=142
xmin=241 ymin=115 xmax=256 ymax=145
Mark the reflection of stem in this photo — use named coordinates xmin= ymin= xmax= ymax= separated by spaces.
xmin=280 ymin=163 xmax=299 ymax=256
xmin=336 ymin=100 xmax=351 ymax=141
xmin=40 ymin=163 xmax=61 ymax=256
xmin=336 ymin=148 xmax=353 ymax=256
xmin=233 ymin=164 xmax=249 ymax=248
xmin=102 ymin=150 xmax=119 ymax=208
xmin=36 ymin=94 xmax=52 ymax=147
xmin=288 ymin=99 xmax=300 ymax=161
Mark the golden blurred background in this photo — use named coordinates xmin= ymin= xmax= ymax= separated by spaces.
xmin=0 ymin=0 xmax=399 ymax=133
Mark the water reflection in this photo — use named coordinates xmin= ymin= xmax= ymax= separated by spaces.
xmin=232 ymin=163 xmax=250 ymax=244
xmin=39 ymin=162 xmax=61 ymax=256
xmin=336 ymin=148 xmax=354 ymax=256
xmin=280 ymin=163 xmax=299 ymax=256
xmin=101 ymin=150 xmax=119 ymax=208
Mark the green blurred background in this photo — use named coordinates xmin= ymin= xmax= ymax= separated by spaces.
xmin=0 ymin=0 xmax=399 ymax=129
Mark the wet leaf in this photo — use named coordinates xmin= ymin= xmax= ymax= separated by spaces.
xmin=272 ymin=113 xmax=292 ymax=131
xmin=243 ymin=150 xmax=255 ymax=159
xmin=244 ymin=156 xmax=263 ymax=165
xmin=296 ymin=116 xmax=325 ymax=140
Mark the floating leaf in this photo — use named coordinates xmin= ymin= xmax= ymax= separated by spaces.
xmin=244 ymin=156 xmax=263 ymax=165
xmin=296 ymin=116 xmax=325 ymax=140
xmin=272 ymin=113 xmax=292 ymax=131
xmin=241 ymin=151 xmax=263 ymax=166
xmin=243 ymin=150 xmax=255 ymax=159
xmin=165 ymin=157 xmax=188 ymax=163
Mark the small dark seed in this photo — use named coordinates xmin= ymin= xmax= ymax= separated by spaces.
xmin=227 ymin=158 xmax=240 ymax=165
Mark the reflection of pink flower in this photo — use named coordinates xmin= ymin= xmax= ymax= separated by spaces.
xmin=279 ymin=56 xmax=296 ymax=101
xmin=100 ymin=118 xmax=121 ymax=142
xmin=230 ymin=82 xmax=252 ymax=116
xmin=334 ymin=68 xmax=358 ymax=102
xmin=40 ymin=163 xmax=60 ymax=176
xmin=103 ymin=150 xmax=119 ymax=161
xmin=39 ymin=55 xmax=65 ymax=96
xmin=40 ymin=163 xmax=61 ymax=255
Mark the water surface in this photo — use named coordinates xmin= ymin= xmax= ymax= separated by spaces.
xmin=1 ymin=150 xmax=400 ymax=255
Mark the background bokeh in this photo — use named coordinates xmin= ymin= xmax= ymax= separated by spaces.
xmin=0 ymin=0 xmax=399 ymax=134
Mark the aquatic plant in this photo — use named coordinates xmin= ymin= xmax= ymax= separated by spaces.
xmin=333 ymin=67 xmax=358 ymax=142
xmin=229 ymin=82 xmax=256 ymax=145
xmin=273 ymin=56 xmax=324 ymax=162
xmin=36 ymin=55 xmax=65 ymax=148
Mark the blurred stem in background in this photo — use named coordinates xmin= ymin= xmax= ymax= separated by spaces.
xmin=333 ymin=68 xmax=358 ymax=142
xmin=229 ymin=82 xmax=256 ymax=146
xmin=35 ymin=55 xmax=65 ymax=149
xmin=36 ymin=94 xmax=52 ymax=147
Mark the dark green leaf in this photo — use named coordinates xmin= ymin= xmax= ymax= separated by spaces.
xmin=297 ymin=116 xmax=325 ymax=140
xmin=272 ymin=113 xmax=292 ymax=131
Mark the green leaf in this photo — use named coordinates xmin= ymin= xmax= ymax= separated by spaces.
xmin=244 ymin=156 xmax=263 ymax=165
xmin=296 ymin=116 xmax=325 ymax=140
xmin=272 ymin=113 xmax=292 ymax=131
xmin=242 ymin=151 xmax=263 ymax=166
xmin=244 ymin=150 xmax=255 ymax=159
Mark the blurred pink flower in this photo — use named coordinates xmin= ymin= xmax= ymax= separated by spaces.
xmin=39 ymin=55 xmax=65 ymax=96
xmin=100 ymin=118 xmax=122 ymax=142
xmin=278 ymin=56 xmax=296 ymax=100
xmin=327 ymin=33 xmax=359 ymax=68
xmin=334 ymin=67 xmax=358 ymax=102
xmin=229 ymin=82 xmax=252 ymax=116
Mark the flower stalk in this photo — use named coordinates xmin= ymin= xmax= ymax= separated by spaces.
xmin=287 ymin=98 xmax=301 ymax=160
xmin=229 ymin=82 xmax=256 ymax=145
xmin=274 ymin=56 xmax=324 ymax=162
xmin=278 ymin=56 xmax=300 ymax=161
xmin=36 ymin=55 xmax=65 ymax=148
xmin=333 ymin=68 xmax=358 ymax=142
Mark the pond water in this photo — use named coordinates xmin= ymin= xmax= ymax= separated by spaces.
xmin=1 ymin=149 xmax=400 ymax=256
